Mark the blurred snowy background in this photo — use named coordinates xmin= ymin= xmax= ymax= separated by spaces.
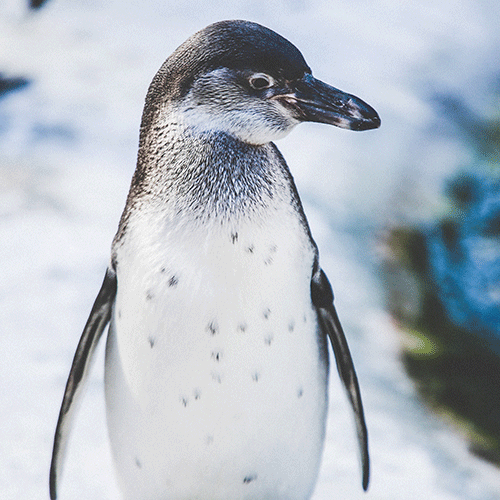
xmin=1 ymin=1 xmax=500 ymax=499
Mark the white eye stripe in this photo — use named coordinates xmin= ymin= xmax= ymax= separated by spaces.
xmin=249 ymin=73 xmax=274 ymax=90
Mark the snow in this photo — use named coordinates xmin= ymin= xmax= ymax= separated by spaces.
xmin=1 ymin=1 xmax=500 ymax=499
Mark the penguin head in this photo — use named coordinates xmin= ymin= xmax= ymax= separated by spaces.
xmin=143 ymin=20 xmax=380 ymax=145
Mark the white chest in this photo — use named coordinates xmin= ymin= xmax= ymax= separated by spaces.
xmin=105 ymin=209 xmax=329 ymax=500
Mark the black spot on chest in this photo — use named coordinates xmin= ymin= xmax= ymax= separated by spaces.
xmin=264 ymin=244 xmax=277 ymax=265
xmin=206 ymin=320 xmax=219 ymax=336
xmin=243 ymin=474 xmax=258 ymax=484
xmin=211 ymin=351 xmax=223 ymax=362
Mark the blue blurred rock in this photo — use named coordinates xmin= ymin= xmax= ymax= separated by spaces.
xmin=427 ymin=174 xmax=500 ymax=355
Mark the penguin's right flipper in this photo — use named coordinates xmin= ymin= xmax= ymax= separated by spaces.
xmin=311 ymin=266 xmax=369 ymax=491
xmin=49 ymin=267 xmax=117 ymax=500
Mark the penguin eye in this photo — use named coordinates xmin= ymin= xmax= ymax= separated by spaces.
xmin=248 ymin=73 xmax=273 ymax=90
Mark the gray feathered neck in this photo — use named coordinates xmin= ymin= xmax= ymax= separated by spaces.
xmin=114 ymin=124 xmax=306 ymax=247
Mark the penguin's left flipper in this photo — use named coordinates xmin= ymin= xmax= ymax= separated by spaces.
xmin=49 ymin=267 xmax=117 ymax=500
xmin=311 ymin=266 xmax=369 ymax=491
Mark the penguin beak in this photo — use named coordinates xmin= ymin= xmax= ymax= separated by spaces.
xmin=274 ymin=73 xmax=380 ymax=131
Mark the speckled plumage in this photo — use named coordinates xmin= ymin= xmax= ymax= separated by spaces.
xmin=50 ymin=20 xmax=380 ymax=500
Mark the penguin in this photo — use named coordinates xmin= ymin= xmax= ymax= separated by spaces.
xmin=50 ymin=20 xmax=380 ymax=500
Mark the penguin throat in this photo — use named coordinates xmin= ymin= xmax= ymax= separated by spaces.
xmin=136 ymin=123 xmax=291 ymax=224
